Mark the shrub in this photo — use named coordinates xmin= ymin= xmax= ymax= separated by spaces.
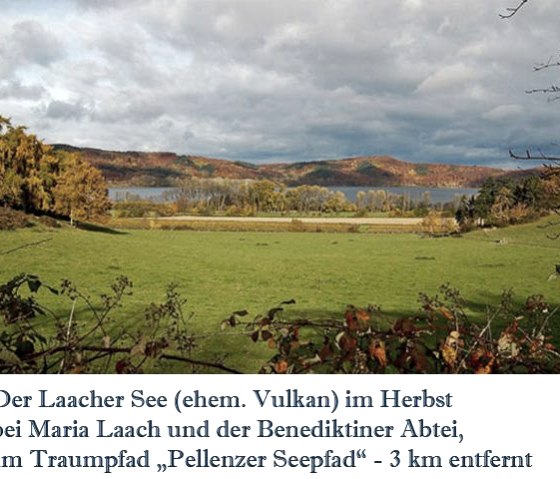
xmin=0 ymin=274 xmax=238 ymax=374
xmin=0 ymin=207 xmax=30 ymax=230
xmin=36 ymin=215 xmax=60 ymax=228
xmin=421 ymin=211 xmax=459 ymax=236
xmin=224 ymin=286 xmax=560 ymax=374
xmin=1 ymin=273 xmax=558 ymax=374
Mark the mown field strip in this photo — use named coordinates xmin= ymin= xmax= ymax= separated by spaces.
xmin=159 ymin=215 xmax=425 ymax=225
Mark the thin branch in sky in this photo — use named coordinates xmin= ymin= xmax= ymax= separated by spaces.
xmin=525 ymin=85 xmax=560 ymax=96
xmin=534 ymin=56 xmax=560 ymax=72
xmin=499 ymin=0 xmax=529 ymax=19
xmin=508 ymin=148 xmax=560 ymax=162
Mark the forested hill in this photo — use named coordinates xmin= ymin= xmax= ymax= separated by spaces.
xmin=53 ymin=144 xmax=535 ymax=188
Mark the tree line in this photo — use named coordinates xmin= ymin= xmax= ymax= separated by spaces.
xmin=113 ymin=178 xmax=456 ymax=218
xmin=455 ymin=172 xmax=560 ymax=229
xmin=114 ymin=172 xmax=560 ymax=231
xmin=0 ymin=116 xmax=110 ymax=224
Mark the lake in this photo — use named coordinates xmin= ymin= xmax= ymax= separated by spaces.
xmin=331 ymin=186 xmax=478 ymax=203
xmin=110 ymin=187 xmax=177 ymax=202
xmin=108 ymin=185 xmax=479 ymax=204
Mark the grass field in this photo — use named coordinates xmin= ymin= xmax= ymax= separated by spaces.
xmin=1 ymin=217 xmax=558 ymax=372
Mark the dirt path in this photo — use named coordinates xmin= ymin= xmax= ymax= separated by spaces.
xmin=159 ymin=215 xmax=424 ymax=225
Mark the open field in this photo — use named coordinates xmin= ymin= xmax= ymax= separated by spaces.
xmin=1 ymin=217 xmax=558 ymax=372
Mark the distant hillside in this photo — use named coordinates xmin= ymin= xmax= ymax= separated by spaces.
xmin=52 ymin=145 xmax=540 ymax=188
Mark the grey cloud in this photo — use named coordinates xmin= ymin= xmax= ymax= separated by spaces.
xmin=0 ymin=20 xmax=64 ymax=77
xmin=11 ymin=21 xmax=63 ymax=66
xmin=0 ymin=80 xmax=46 ymax=100
xmin=44 ymin=100 xmax=88 ymax=120
xmin=3 ymin=0 xmax=560 ymax=168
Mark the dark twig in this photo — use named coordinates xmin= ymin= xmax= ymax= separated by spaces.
xmin=508 ymin=149 xmax=560 ymax=162
xmin=28 ymin=345 xmax=243 ymax=374
xmin=526 ymin=85 xmax=560 ymax=96
xmin=499 ymin=0 xmax=529 ymax=18
xmin=534 ymin=56 xmax=560 ymax=71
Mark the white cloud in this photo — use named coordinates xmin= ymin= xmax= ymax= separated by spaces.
xmin=483 ymin=104 xmax=524 ymax=121
xmin=404 ymin=0 xmax=423 ymax=11
xmin=416 ymin=63 xmax=477 ymax=94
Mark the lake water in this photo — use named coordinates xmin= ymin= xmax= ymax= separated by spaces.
xmin=109 ymin=186 xmax=479 ymax=204
xmin=329 ymin=186 xmax=478 ymax=203
xmin=110 ymin=187 xmax=177 ymax=202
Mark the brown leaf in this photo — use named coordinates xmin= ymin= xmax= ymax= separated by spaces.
xmin=345 ymin=309 xmax=358 ymax=331
xmin=274 ymin=359 xmax=289 ymax=374
xmin=469 ymin=348 xmax=495 ymax=373
xmin=338 ymin=333 xmax=357 ymax=353
xmin=368 ymin=339 xmax=387 ymax=368
xmin=439 ymin=307 xmax=454 ymax=321
xmin=115 ymin=359 xmax=130 ymax=374
xmin=319 ymin=343 xmax=333 ymax=361
xmin=393 ymin=318 xmax=415 ymax=335
xmin=346 ymin=316 xmax=359 ymax=331
xmin=356 ymin=309 xmax=370 ymax=321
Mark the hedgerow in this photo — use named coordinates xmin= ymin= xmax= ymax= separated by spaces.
xmin=1 ymin=275 xmax=558 ymax=373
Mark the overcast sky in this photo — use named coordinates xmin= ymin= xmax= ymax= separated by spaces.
xmin=1 ymin=0 xmax=559 ymax=167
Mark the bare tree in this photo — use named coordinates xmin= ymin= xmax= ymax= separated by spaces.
xmin=500 ymin=1 xmax=560 ymax=162
xmin=499 ymin=2 xmax=560 ymax=243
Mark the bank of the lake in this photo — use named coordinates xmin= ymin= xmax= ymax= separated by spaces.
xmin=109 ymin=186 xmax=479 ymax=204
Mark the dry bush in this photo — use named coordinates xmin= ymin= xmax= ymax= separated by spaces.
xmin=0 ymin=207 xmax=31 ymax=230
xmin=421 ymin=211 xmax=459 ymax=236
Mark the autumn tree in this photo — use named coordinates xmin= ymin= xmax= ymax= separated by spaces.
xmin=53 ymin=153 xmax=111 ymax=224
xmin=0 ymin=116 xmax=110 ymax=222
xmin=247 ymin=180 xmax=279 ymax=213
xmin=0 ymin=116 xmax=60 ymax=213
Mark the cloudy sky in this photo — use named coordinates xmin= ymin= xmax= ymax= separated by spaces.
xmin=1 ymin=0 xmax=559 ymax=167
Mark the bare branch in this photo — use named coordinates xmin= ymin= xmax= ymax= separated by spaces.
xmin=508 ymin=149 xmax=560 ymax=162
xmin=499 ymin=0 xmax=529 ymax=18
xmin=27 ymin=345 xmax=243 ymax=374
xmin=160 ymin=353 xmax=243 ymax=374
xmin=526 ymin=85 xmax=560 ymax=96
xmin=534 ymin=56 xmax=560 ymax=71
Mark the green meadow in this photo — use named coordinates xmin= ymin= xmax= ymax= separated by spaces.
xmin=1 ymin=218 xmax=558 ymax=372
